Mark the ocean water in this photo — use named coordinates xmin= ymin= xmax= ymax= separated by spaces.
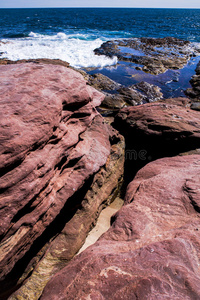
xmin=1 ymin=8 xmax=200 ymax=97
xmin=1 ymin=8 xmax=200 ymax=68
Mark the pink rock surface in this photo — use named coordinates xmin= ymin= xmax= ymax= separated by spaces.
xmin=41 ymin=155 xmax=200 ymax=300
xmin=115 ymin=100 xmax=200 ymax=158
xmin=0 ymin=63 xmax=122 ymax=297
xmin=9 ymin=121 xmax=124 ymax=300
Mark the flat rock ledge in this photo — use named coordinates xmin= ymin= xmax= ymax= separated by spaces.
xmin=41 ymin=154 xmax=200 ymax=300
xmin=0 ymin=63 xmax=124 ymax=299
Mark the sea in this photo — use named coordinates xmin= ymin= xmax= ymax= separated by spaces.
xmin=1 ymin=8 xmax=200 ymax=97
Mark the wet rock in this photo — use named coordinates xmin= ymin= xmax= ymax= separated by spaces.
xmin=195 ymin=60 xmax=200 ymax=75
xmin=100 ymin=82 xmax=162 ymax=110
xmin=140 ymin=36 xmax=189 ymax=47
xmin=95 ymin=37 xmax=196 ymax=75
xmin=87 ymin=72 xmax=163 ymax=110
xmin=0 ymin=63 xmax=124 ymax=299
xmin=87 ymin=73 xmax=126 ymax=110
xmin=86 ymin=73 xmax=128 ymax=110
xmin=134 ymin=81 xmax=163 ymax=102
xmin=116 ymin=86 xmax=145 ymax=106
xmin=185 ymin=87 xmax=197 ymax=99
xmin=87 ymin=73 xmax=121 ymax=91
xmin=103 ymin=82 xmax=163 ymax=109
xmin=186 ymin=76 xmax=200 ymax=100
xmin=185 ymin=61 xmax=200 ymax=101
xmin=101 ymin=93 xmax=126 ymax=109
xmin=41 ymin=155 xmax=200 ymax=300
xmin=190 ymin=102 xmax=200 ymax=111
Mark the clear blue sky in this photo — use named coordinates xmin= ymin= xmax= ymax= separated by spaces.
xmin=0 ymin=0 xmax=200 ymax=9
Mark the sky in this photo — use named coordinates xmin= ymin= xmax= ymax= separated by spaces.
xmin=0 ymin=0 xmax=200 ymax=8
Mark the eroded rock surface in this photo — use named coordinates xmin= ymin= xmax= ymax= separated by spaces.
xmin=117 ymin=81 xmax=163 ymax=106
xmin=94 ymin=37 xmax=198 ymax=75
xmin=115 ymin=99 xmax=200 ymax=161
xmin=0 ymin=63 xmax=124 ymax=299
xmin=41 ymin=155 xmax=200 ymax=300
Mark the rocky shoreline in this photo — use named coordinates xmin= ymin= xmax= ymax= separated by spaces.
xmin=94 ymin=37 xmax=195 ymax=75
xmin=88 ymin=37 xmax=200 ymax=102
xmin=0 ymin=37 xmax=200 ymax=299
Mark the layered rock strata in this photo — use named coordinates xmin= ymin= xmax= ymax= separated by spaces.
xmin=41 ymin=155 xmax=200 ymax=300
xmin=115 ymin=99 xmax=200 ymax=160
xmin=0 ymin=63 xmax=124 ymax=299
xmin=1 ymin=42 xmax=200 ymax=300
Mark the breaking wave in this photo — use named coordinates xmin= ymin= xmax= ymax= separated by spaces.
xmin=0 ymin=31 xmax=118 ymax=68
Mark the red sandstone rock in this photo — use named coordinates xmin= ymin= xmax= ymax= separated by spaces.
xmin=0 ymin=63 xmax=124 ymax=299
xmin=41 ymin=155 xmax=200 ymax=300
xmin=9 ymin=122 xmax=124 ymax=300
xmin=115 ymin=100 xmax=200 ymax=160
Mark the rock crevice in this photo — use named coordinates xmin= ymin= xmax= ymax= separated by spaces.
xmin=0 ymin=63 xmax=124 ymax=299
xmin=1 ymin=57 xmax=200 ymax=300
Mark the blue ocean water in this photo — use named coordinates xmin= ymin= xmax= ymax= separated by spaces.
xmin=0 ymin=8 xmax=200 ymax=97
xmin=1 ymin=8 xmax=200 ymax=41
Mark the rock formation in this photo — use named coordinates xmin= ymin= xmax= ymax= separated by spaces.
xmin=185 ymin=60 xmax=200 ymax=109
xmin=115 ymin=99 xmax=200 ymax=160
xmin=1 ymin=37 xmax=200 ymax=300
xmin=0 ymin=63 xmax=124 ymax=299
xmin=94 ymin=37 xmax=198 ymax=75
xmin=41 ymin=154 xmax=200 ymax=300
xmin=87 ymin=73 xmax=163 ymax=110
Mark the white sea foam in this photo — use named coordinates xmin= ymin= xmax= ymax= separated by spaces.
xmin=28 ymin=31 xmax=39 ymax=38
xmin=0 ymin=32 xmax=118 ymax=68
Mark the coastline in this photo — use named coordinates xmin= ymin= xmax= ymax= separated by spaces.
xmin=1 ymin=7 xmax=200 ymax=300
xmin=1 ymin=37 xmax=200 ymax=298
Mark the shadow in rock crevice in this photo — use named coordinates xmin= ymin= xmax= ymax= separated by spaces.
xmin=0 ymin=174 xmax=95 ymax=300
xmin=112 ymin=118 xmax=200 ymax=197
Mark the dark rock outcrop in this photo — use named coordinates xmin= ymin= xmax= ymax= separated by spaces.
xmin=191 ymin=102 xmax=200 ymax=111
xmin=87 ymin=73 xmax=127 ymax=110
xmin=87 ymin=73 xmax=121 ymax=92
xmin=41 ymin=155 xmax=200 ymax=300
xmin=94 ymin=37 xmax=197 ymax=75
xmin=0 ymin=63 xmax=124 ymax=299
xmin=134 ymin=81 xmax=163 ymax=102
xmin=185 ymin=61 xmax=200 ymax=102
xmin=87 ymin=73 xmax=163 ymax=110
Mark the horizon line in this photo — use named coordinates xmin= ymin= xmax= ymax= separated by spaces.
xmin=0 ymin=7 xmax=200 ymax=9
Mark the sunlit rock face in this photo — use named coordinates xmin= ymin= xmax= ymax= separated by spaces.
xmin=0 ymin=63 xmax=124 ymax=299
xmin=41 ymin=155 xmax=200 ymax=300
